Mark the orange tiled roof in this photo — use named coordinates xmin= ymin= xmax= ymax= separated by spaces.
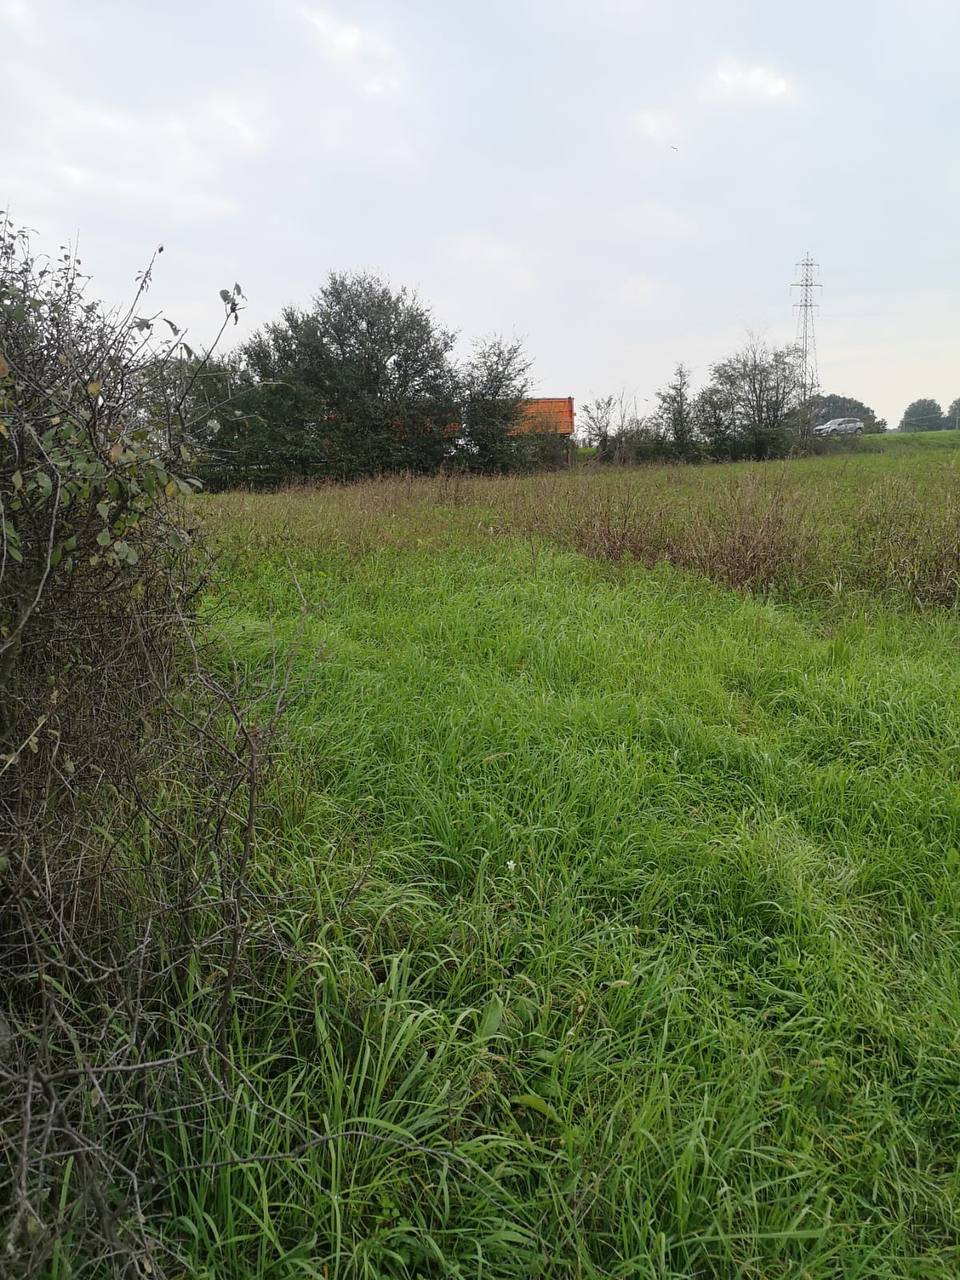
xmin=510 ymin=397 xmax=575 ymax=436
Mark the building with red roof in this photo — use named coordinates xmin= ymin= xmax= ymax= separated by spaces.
xmin=510 ymin=397 xmax=575 ymax=437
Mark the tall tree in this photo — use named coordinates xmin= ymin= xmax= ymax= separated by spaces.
xmin=694 ymin=382 xmax=738 ymax=457
xmin=706 ymin=339 xmax=800 ymax=460
xmin=583 ymin=394 xmax=657 ymax=464
xmin=810 ymin=392 xmax=886 ymax=433
xmin=456 ymin=336 xmax=531 ymax=471
xmin=242 ymin=271 xmax=459 ymax=479
xmin=944 ymin=398 xmax=960 ymax=431
xmin=579 ymin=395 xmax=617 ymax=449
xmin=655 ymin=362 xmax=695 ymax=456
xmin=899 ymin=399 xmax=945 ymax=432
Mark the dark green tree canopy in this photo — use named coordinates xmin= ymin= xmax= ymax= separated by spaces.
xmin=694 ymin=382 xmax=737 ymax=455
xmin=201 ymin=272 xmax=541 ymax=486
xmin=245 ymin=273 xmax=458 ymax=424
xmin=457 ymin=336 xmax=531 ymax=471
xmin=242 ymin=272 xmax=459 ymax=478
xmin=810 ymin=392 xmax=885 ymax=433
xmin=899 ymin=398 xmax=945 ymax=432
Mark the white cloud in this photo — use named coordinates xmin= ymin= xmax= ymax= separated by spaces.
xmin=204 ymin=96 xmax=266 ymax=151
xmin=0 ymin=0 xmax=35 ymax=32
xmin=623 ymin=201 xmax=697 ymax=242
xmin=609 ymin=275 xmax=659 ymax=307
xmin=57 ymin=164 xmax=236 ymax=220
xmin=633 ymin=110 xmax=676 ymax=145
xmin=300 ymin=6 xmax=401 ymax=94
xmin=3 ymin=76 xmax=268 ymax=225
xmin=715 ymin=63 xmax=789 ymax=99
xmin=299 ymin=6 xmax=365 ymax=60
xmin=443 ymin=232 xmax=539 ymax=292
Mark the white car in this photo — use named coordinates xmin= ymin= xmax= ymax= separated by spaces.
xmin=813 ymin=416 xmax=864 ymax=438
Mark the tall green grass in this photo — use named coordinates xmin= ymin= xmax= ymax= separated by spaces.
xmin=204 ymin=431 xmax=960 ymax=609
xmin=138 ymin=444 xmax=960 ymax=1277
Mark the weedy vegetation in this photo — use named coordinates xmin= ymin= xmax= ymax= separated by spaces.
xmin=4 ymin=219 xmax=960 ymax=1277
xmin=170 ymin=438 xmax=960 ymax=1278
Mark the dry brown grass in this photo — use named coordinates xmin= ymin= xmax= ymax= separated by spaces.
xmin=202 ymin=441 xmax=960 ymax=608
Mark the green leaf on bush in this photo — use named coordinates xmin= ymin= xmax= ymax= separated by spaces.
xmin=96 ymin=529 xmax=111 ymax=547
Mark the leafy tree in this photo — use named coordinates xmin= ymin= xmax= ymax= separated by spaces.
xmin=705 ymin=339 xmax=800 ymax=460
xmin=899 ymin=398 xmax=945 ymax=432
xmin=810 ymin=392 xmax=886 ymax=433
xmin=592 ymin=343 xmax=803 ymax=468
xmin=945 ymin=398 xmax=960 ymax=431
xmin=579 ymin=395 xmax=617 ymax=449
xmin=200 ymin=376 xmax=329 ymax=488
xmin=583 ymin=394 xmax=666 ymax=464
xmin=154 ymin=353 xmax=254 ymax=488
xmin=240 ymin=272 xmax=459 ymax=481
xmin=655 ymin=362 xmax=696 ymax=457
xmin=455 ymin=336 xmax=531 ymax=472
xmin=221 ymin=277 xmax=540 ymax=484
xmin=694 ymin=382 xmax=738 ymax=457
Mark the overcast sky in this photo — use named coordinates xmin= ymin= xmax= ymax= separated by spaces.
xmin=4 ymin=0 xmax=958 ymax=427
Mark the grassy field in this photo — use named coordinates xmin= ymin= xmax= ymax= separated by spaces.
xmin=210 ymin=431 xmax=960 ymax=609
xmin=151 ymin=436 xmax=960 ymax=1278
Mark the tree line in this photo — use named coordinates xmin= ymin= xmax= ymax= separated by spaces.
xmin=181 ymin=269 xmax=951 ymax=484
xmin=579 ymin=341 xmax=887 ymax=464
xmin=185 ymin=271 xmax=566 ymax=488
xmin=898 ymin=398 xmax=960 ymax=432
